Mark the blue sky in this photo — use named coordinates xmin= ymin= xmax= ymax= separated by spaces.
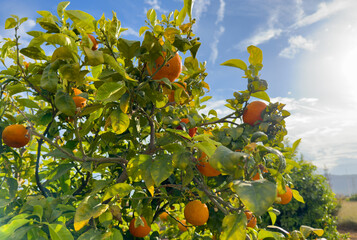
xmin=1 ymin=0 xmax=357 ymax=175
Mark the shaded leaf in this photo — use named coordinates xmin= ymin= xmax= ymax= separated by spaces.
xmin=55 ymin=91 xmax=76 ymax=116
xmin=150 ymin=154 xmax=173 ymax=186
xmin=47 ymin=224 xmax=73 ymax=240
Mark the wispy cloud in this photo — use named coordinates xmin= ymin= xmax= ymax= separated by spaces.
xmin=291 ymin=0 xmax=349 ymax=29
xmin=279 ymin=35 xmax=315 ymax=58
xmin=210 ymin=26 xmax=225 ymax=63
xmin=237 ymin=28 xmax=282 ymax=49
xmin=215 ymin=0 xmax=225 ymax=25
xmin=121 ymin=27 xmax=139 ymax=38
xmin=192 ymin=0 xmax=211 ymax=20
xmin=144 ymin=0 xmax=167 ymax=13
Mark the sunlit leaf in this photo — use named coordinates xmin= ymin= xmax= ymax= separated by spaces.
xmin=102 ymin=183 xmax=134 ymax=202
xmin=221 ymin=212 xmax=246 ymax=240
xmin=65 ymin=10 xmax=95 ymax=32
xmin=247 ymin=45 xmax=263 ymax=65
xmin=0 ymin=219 xmax=31 ymax=239
xmin=232 ymin=179 xmax=277 ymax=216
xmin=47 ymin=224 xmax=74 ymax=240
xmin=292 ymin=189 xmax=305 ymax=203
xmin=109 ymin=109 xmax=130 ymax=134
xmin=220 ymin=59 xmax=247 ymax=71
xmin=96 ymin=81 xmax=125 ymax=101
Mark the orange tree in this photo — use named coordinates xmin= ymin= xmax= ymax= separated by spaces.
xmin=0 ymin=1 xmax=326 ymax=239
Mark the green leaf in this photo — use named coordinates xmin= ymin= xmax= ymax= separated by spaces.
xmin=27 ymin=227 xmax=48 ymax=240
xmin=267 ymin=207 xmax=280 ymax=225
xmin=33 ymin=205 xmax=43 ymax=222
xmin=300 ymin=225 xmax=324 ymax=237
xmin=5 ymin=18 xmax=17 ymax=29
xmin=65 ymin=10 xmax=95 ymax=32
xmin=6 ymin=177 xmax=18 ymax=199
xmin=20 ymin=47 xmax=48 ymax=60
xmin=173 ymin=34 xmax=192 ymax=52
xmin=184 ymin=0 xmax=193 ymax=19
xmin=74 ymin=196 xmax=109 ymax=231
xmin=103 ymin=54 xmax=127 ymax=80
xmin=247 ymin=45 xmax=263 ymax=65
xmin=55 ymin=91 xmax=76 ymax=116
xmin=292 ymin=138 xmax=301 ymax=153
xmin=102 ymin=183 xmax=134 ymax=202
xmin=127 ymin=155 xmax=152 ymax=182
xmin=83 ymin=47 xmax=104 ymax=66
xmin=232 ymin=179 xmax=277 ymax=216
xmin=220 ymin=59 xmax=247 ymax=71
xmin=147 ymin=9 xmax=157 ymax=26
xmin=41 ymin=61 xmax=61 ymax=93
xmin=51 ymin=46 xmax=76 ymax=62
xmin=209 ymin=146 xmax=248 ymax=177
xmin=117 ymin=38 xmax=140 ymax=60
xmin=109 ymin=109 xmax=130 ymax=134
xmin=292 ymin=189 xmax=305 ymax=203
xmin=257 ymin=229 xmax=285 ymax=240
xmin=150 ymin=154 xmax=173 ymax=186
xmin=120 ymin=92 xmax=130 ymax=113
xmin=0 ymin=219 xmax=31 ymax=239
xmin=176 ymin=7 xmax=186 ymax=26
xmin=16 ymin=98 xmax=39 ymax=109
xmin=96 ymin=82 xmax=125 ymax=101
xmin=220 ymin=212 xmax=246 ymax=240
xmin=57 ymin=2 xmax=70 ymax=19
xmin=47 ymin=224 xmax=73 ymax=240
xmin=139 ymin=26 xmax=150 ymax=36
xmin=251 ymin=131 xmax=268 ymax=143
xmin=77 ymin=229 xmax=102 ymax=240
xmin=251 ymin=91 xmax=270 ymax=102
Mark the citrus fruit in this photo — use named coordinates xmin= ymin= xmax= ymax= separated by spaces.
xmin=277 ymin=186 xmax=293 ymax=205
xmin=178 ymin=220 xmax=188 ymax=232
xmin=242 ymin=101 xmax=267 ymax=126
xmin=148 ymin=52 xmax=182 ymax=82
xmin=72 ymin=96 xmax=87 ymax=109
xmin=178 ymin=118 xmax=197 ymax=137
xmin=184 ymin=200 xmax=209 ymax=226
xmin=245 ymin=211 xmax=257 ymax=228
xmin=88 ymin=34 xmax=98 ymax=50
xmin=159 ymin=212 xmax=169 ymax=221
xmin=252 ymin=172 xmax=260 ymax=181
xmin=2 ymin=124 xmax=30 ymax=148
xmin=196 ymin=152 xmax=221 ymax=177
xmin=129 ymin=216 xmax=151 ymax=238
xmin=73 ymin=88 xmax=82 ymax=96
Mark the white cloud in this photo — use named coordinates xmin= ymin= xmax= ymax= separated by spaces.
xmin=121 ymin=27 xmax=139 ymax=38
xmin=210 ymin=26 xmax=225 ymax=63
xmin=291 ymin=0 xmax=349 ymax=29
xmin=270 ymin=96 xmax=357 ymax=174
xmin=144 ymin=0 xmax=167 ymax=13
xmin=237 ymin=28 xmax=282 ymax=49
xmin=215 ymin=0 xmax=225 ymax=25
xmin=279 ymin=35 xmax=315 ymax=58
xmin=192 ymin=0 xmax=211 ymax=20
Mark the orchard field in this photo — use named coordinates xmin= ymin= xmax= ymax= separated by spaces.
xmin=0 ymin=1 xmax=349 ymax=239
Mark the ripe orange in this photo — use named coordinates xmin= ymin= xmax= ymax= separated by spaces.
xmin=245 ymin=211 xmax=257 ymax=228
xmin=159 ymin=212 xmax=169 ymax=221
xmin=242 ymin=101 xmax=267 ymax=126
xmin=184 ymin=200 xmax=209 ymax=226
xmin=2 ymin=124 xmax=30 ymax=148
xmin=72 ymin=96 xmax=87 ymax=109
xmin=252 ymin=172 xmax=260 ymax=181
xmin=178 ymin=220 xmax=188 ymax=232
xmin=277 ymin=186 xmax=293 ymax=205
xmin=178 ymin=118 xmax=197 ymax=137
xmin=73 ymin=88 xmax=82 ymax=96
xmin=148 ymin=52 xmax=182 ymax=82
xmin=88 ymin=34 xmax=98 ymax=50
xmin=196 ymin=152 xmax=221 ymax=177
xmin=129 ymin=216 xmax=151 ymax=238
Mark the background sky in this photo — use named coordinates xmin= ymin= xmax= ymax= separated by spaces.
xmin=1 ymin=0 xmax=356 ymax=175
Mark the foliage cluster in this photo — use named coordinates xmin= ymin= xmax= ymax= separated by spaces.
xmin=0 ymin=1 xmax=333 ymax=239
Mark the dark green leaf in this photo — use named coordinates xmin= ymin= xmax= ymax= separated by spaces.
xmin=55 ymin=91 xmax=76 ymax=116
xmin=150 ymin=154 xmax=173 ymax=186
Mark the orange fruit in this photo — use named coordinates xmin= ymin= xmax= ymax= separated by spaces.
xmin=242 ymin=101 xmax=267 ymax=126
xmin=178 ymin=118 xmax=197 ymax=137
xmin=196 ymin=152 xmax=221 ymax=177
xmin=2 ymin=124 xmax=30 ymax=148
xmin=159 ymin=212 xmax=169 ymax=221
xmin=178 ymin=220 xmax=188 ymax=232
xmin=147 ymin=52 xmax=182 ymax=82
xmin=184 ymin=200 xmax=209 ymax=226
xmin=245 ymin=211 xmax=257 ymax=228
xmin=88 ymin=34 xmax=98 ymax=50
xmin=73 ymin=88 xmax=82 ymax=96
xmin=23 ymin=61 xmax=29 ymax=69
xmin=252 ymin=172 xmax=260 ymax=181
xmin=129 ymin=216 xmax=151 ymax=238
xmin=277 ymin=186 xmax=293 ymax=205
xmin=72 ymin=96 xmax=87 ymax=109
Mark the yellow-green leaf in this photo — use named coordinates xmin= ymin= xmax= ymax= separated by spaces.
xmin=247 ymin=45 xmax=263 ymax=65
xmin=221 ymin=59 xmax=247 ymax=71
xmin=102 ymin=183 xmax=134 ymax=202
xmin=221 ymin=212 xmax=246 ymax=240
xmin=292 ymin=189 xmax=305 ymax=203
